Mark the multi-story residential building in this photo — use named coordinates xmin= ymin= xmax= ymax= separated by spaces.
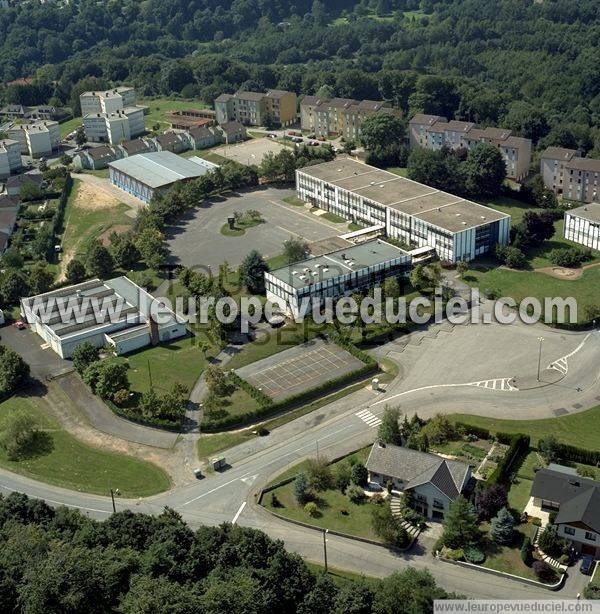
xmin=83 ymin=107 xmax=145 ymax=145
xmin=80 ymin=87 xmax=145 ymax=144
xmin=0 ymin=139 xmax=22 ymax=178
xmin=540 ymin=147 xmax=600 ymax=203
xmin=214 ymin=90 xmax=297 ymax=127
xmin=564 ymin=203 xmax=600 ymax=252
xmin=7 ymin=121 xmax=60 ymax=157
xmin=300 ymin=96 xmax=398 ymax=140
xmin=80 ymin=86 xmax=137 ymax=116
xmin=296 ymin=158 xmax=510 ymax=263
xmin=529 ymin=465 xmax=600 ymax=558
xmin=408 ymin=114 xmax=532 ymax=181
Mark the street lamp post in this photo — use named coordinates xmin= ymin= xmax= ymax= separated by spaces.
xmin=536 ymin=336 xmax=544 ymax=382
xmin=322 ymin=528 xmax=328 ymax=572
xmin=110 ymin=488 xmax=120 ymax=514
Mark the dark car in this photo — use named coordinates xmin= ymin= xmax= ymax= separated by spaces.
xmin=580 ymin=556 xmax=595 ymax=575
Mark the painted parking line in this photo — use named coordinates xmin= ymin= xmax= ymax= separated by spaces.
xmin=355 ymin=409 xmax=382 ymax=428
xmin=469 ymin=378 xmax=516 ymax=391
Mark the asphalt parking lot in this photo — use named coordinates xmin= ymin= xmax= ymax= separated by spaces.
xmin=212 ymin=137 xmax=290 ymax=166
xmin=165 ymin=186 xmax=339 ymax=269
xmin=235 ymin=338 xmax=364 ymax=402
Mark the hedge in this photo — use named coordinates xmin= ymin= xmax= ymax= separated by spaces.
xmin=108 ymin=400 xmax=183 ymax=432
xmin=202 ymin=361 xmax=377 ymax=431
xmin=228 ymin=371 xmax=272 ymax=407
xmin=455 ymin=422 xmax=491 ymax=440
xmin=487 ymin=432 xmax=530 ymax=485
xmin=555 ymin=442 xmax=600 ymax=466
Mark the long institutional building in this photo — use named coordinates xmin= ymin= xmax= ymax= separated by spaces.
xmin=564 ymin=203 xmax=600 ymax=252
xmin=296 ymin=159 xmax=510 ymax=263
xmin=409 ymin=114 xmax=532 ymax=181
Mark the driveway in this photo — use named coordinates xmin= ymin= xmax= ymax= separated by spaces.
xmin=165 ymin=186 xmax=342 ymax=269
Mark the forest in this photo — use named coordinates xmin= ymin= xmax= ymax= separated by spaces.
xmin=1 ymin=0 xmax=599 ymax=155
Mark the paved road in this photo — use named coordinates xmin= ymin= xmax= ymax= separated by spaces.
xmin=165 ymin=186 xmax=344 ymax=269
xmin=1 ymin=311 xmax=598 ymax=596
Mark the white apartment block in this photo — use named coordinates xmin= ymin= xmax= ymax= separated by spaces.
xmin=7 ymin=121 xmax=60 ymax=158
xmin=80 ymin=87 xmax=137 ymax=116
xmin=408 ymin=114 xmax=532 ymax=181
xmin=0 ymin=139 xmax=22 ymax=179
xmin=300 ymin=96 xmax=398 ymax=141
xmin=540 ymin=147 xmax=600 ymax=204
xmin=564 ymin=203 xmax=600 ymax=252
xmin=296 ymin=158 xmax=510 ymax=263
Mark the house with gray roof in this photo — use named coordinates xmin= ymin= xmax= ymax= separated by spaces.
xmin=530 ymin=466 xmax=600 ymax=558
xmin=366 ymin=442 xmax=472 ymax=520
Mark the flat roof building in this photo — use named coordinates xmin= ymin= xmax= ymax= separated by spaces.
xmin=21 ymin=276 xmax=187 ymax=359
xmin=564 ymin=202 xmax=600 ymax=252
xmin=108 ymin=151 xmax=218 ymax=203
xmin=215 ymin=89 xmax=297 ymax=127
xmin=0 ymin=138 xmax=22 ymax=179
xmin=265 ymin=238 xmax=411 ymax=314
xmin=296 ymin=158 xmax=510 ymax=262
xmin=7 ymin=120 xmax=60 ymax=158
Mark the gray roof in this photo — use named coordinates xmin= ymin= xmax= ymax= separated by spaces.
xmin=6 ymin=173 xmax=43 ymax=188
xmin=0 ymin=205 xmax=18 ymax=234
xmin=236 ymin=91 xmax=266 ymax=102
xmin=567 ymin=202 xmax=600 ymax=224
xmin=409 ymin=113 xmax=447 ymax=125
xmin=366 ymin=442 xmax=470 ymax=499
xmin=267 ymin=239 xmax=409 ymax=290
xmin=87 ymin=146 xmax=116 ymax=161
xmin=108 ymin=151 xmax=212 ymax=189
xmin=532 ymin=468 xmax=600 ymax=533
xmin=120 ymin=138 xmax=150 ymax=155
xmin=220 ymin=121 xmax=245 ymax=134
xmin=541 ymin=147 xmax=576 ymax=161
xmin=565 ymin=156 xmax=600 ymax=173
xmin=0 ymin=195 xmax=20 ymax=208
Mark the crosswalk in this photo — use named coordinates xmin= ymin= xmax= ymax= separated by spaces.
xmin=549 ymin=357 xmax=568 ymax=375
xmin=355 ymin=409 xmax=382 ymax=428
xmin=468 ymin=378 xmax=516 ymax=391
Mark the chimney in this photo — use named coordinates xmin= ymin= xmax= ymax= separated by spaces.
xmin=148 ymin=317 xmax=159 ymax=346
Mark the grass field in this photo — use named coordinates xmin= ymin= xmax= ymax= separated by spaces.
xmin=139 ymin=98 xmax=209 ymax=131
xmin=0 ymin=396 xmax=170 ymax=496
xmin=59 ymin=116 xmax=82 ymax=137
xmin=463 ymin=262 xmax=600 ymax=323
xmin=60 ymin=178 xmax=133 ymax=265
xmin=321 ymin=212 xmax=347 ymax=224
xmin=197 ymin=431 xmax=254 ymax=463
xmin=451 ymin=405 xmax=600 ymax=449
xmin=283 ymin=195 xmax=307 ymax=207
xmin=124 ymin=335 xmax=208 ymax=396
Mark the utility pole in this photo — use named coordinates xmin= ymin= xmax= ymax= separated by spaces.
xmin=147 ymin=359 xmax=153 ymax=391
xmin=322 ymin=528 xmax=328 ymax=572
xmin=110 ymin=488 xmax=116 ymax=513
xmin=536 ymin=336 xmax=544 ymax=382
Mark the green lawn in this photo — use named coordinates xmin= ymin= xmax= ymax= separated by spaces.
xmin=305 ymin=562 xmax=381 ymax=588
xmin=463 ymin=262 xmax=600 ymax=323
xmin=262 ymin=448 xmax=380 ymax=541
xmin=507 ymin=477 xmax=534 ymax=512
xmin=202 ymin=386 xmax=261 ymax=425
xmin=0 ymin=396 xmax=170 ymax=497
xmin=124 ymin=336 xmax=207 ymax=396
xmin=59 ymin=116 xmax=82 ymax=137
xmin=139 ymin=98 xmax=209 ymax=131
xmin=192 ymin=150 xmax=229 ymax=165
xmin=282 ymin=195 xmax=306 ymax=207
xmin=220 ymin=217 xmax=264 ymax=237
xmin=78 ymin=168 xmax=109 ymax=179
xmin=451 ymin=405 xmax=600 ymax=449
xmin=60 ymin=178 xmax=132 ymax=263
xmin=321 ymin=212 xmax=347 ymax=224
xmin=197 ymin=431 xmax=254 ymax=463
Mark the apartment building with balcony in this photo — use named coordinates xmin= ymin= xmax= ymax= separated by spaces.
xmin=0 ymin=139 xmax=22 ymax=178
xmin=214 ymin=90 xmax=297 ymax=127
xmin=300 ymin=96 xmax=398 ymax=141
xmin=6 ymin=121 xmax=60 ymax=158
xmin=408 ymin=114 xmax=532 ymax=181
xmin=540 ymin=147 xmax=600 ymax=204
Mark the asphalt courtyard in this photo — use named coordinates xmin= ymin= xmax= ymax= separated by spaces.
xmin=235 ymin=338 xmax=364 ymax=402
xmin=165 ymin=186 xmax=340 ymax=269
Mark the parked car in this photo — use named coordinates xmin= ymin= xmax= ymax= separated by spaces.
xmin=287 ymin=130 xmax=302 ymax=136
xmin=267 ymin=133 xmax=277 ymax=139
xmin=580 ymin=556 xmax=595 ymax=575
xmin=14 ymin=320 xmax=26 ymax=330
xmin=291 ymin=136 xmax=303 ymax=143
xmin=307 ymin=133 xmax=316 ymax=139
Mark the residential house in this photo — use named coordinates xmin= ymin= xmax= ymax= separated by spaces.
xmin=5 ymin=172 xmax=44 ymax=197
xmin=117 ymin=138 xmax=155 ymax=158
xmin=0 ymin=195 xmax=19 ymax=255
xmin=218 ymin=121 xmax=246 ymax=143
xmin=0 ymin=104 xmax=27 ymax=119
xmin=530 ymin=466 xmax=600 ymax=558
xmin=7 ymin=121 xmax=60 ymax=158
xmin=183 ymin=126 xmax=219 ymax=150
xmin=152 ymin=132 xmax=188 ymax=154
xmin=215 ymin=90 xmax=297 ymax=127
xmin=0 ymin=139 xmax=22 ymax=179
xmin=365 ymin=442 xmax=472 ymax=520
xmin=540 ymin=147 xmax=600 ymax=203
xmin=408 ymin=114 xmax=532 ymax=181
xmin=73 ymin=146 xmax=118 ymax=170
xmin=300 ymin=96 xmax=399 ymax=140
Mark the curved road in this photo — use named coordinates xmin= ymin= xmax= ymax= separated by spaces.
xmin=1 ymin=315 xmax=599 ymax=597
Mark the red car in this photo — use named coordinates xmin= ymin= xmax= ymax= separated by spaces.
xmin=15 ymin=320 xmax=26 ymax=330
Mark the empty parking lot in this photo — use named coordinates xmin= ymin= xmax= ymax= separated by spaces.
xmin=235 ymin=338 xmax=365 ymax=403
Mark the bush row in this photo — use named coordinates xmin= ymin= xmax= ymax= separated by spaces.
xmin=325 ymin=331 xmax=377 ymax=367
xmin=487 ymin=433 xmax=530 ymax=485
xmin=108 ymin=401 xmax=182 ymax=432
xmin=202 ymin=362 xmax=377 ymax=431
xmin=228 ymin=371 xmax=273 ymax=407
xmin=455 ymin=422 xmax=491 ymax=440
xmin=554 ymin=442 xmax=600 ymax=466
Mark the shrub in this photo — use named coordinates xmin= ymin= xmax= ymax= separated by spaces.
xmin=350 ymin=462 xmax=368 ymax=487
xmin=548 ymin=246 xmax=592 ymax=268
xmin=463 ymin=546 xmax=485 ymax=564
xmin=270 ymin=493 xmax=281 ymax=508
xmin=370 ymin=493 xmax=385 ymax=505
xmin=334 ymin=462 xmax=351 ymax=492
xmin=521 ymin=537 xmax=533 ymax=566
xmin=537 ymin=526 xmax=564 ymax=558
xmin=113 ymin=388 xmax=130 ymax=406
xmin=490 ymin=507 xmax=515 ymax=544
xmin=347 ymin=484 xmax=365 ymax=503
xmin=440 ymin=547 xmax=464 ymax=561
xmin=530 ymin=517 xmax=542 ymax=526
xmin=306 ymin=457 xmax=333 ymax=491
xmin=293 ymin=472 xmax=310 ymax=504
xmin=532 ymin=560 xmax=557 ymax=583
xmin=304 ymin=502 xmax=319 ymax=517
